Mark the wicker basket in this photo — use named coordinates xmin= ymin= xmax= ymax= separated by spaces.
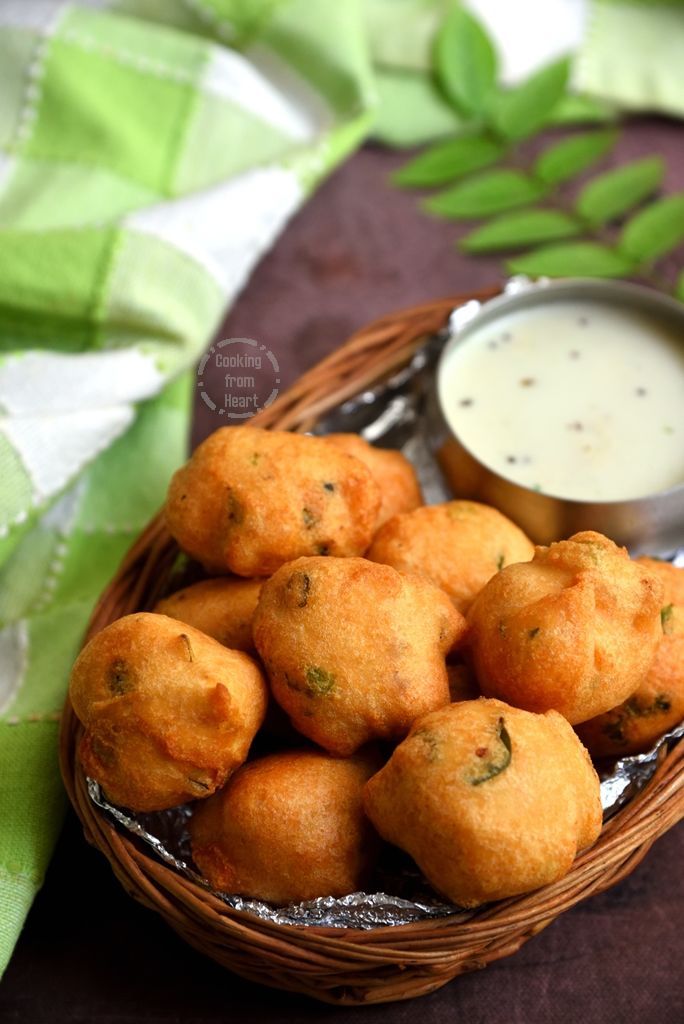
xmin=59 ymin=289 xmax=684 ymax=1006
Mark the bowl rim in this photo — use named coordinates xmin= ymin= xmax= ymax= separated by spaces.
xmin=436 ymin=276 xmax=684 ymax=510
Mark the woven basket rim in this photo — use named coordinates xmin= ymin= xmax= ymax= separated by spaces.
xmin=58 ymin=287 xmax=684 ymax=1004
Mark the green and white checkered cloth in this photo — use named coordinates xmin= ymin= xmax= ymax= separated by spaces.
xmin=1 ymin=0 xmax=683 ymax=980
xmin=369 ymin=0 xmax=684 ymax=147
xmin=0 ymin=0 xmax=376 ymax=976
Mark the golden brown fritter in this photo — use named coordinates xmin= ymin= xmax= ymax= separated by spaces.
xmin=189 ymin=749 xmax=380 ymax=904
xmin=322 ymin=433 xmax=423 ymax=526
xmin=367 ymin=501 xmax=534 ymax=613
xmin=253 ymin=556 xmax=466 ymax=756
xmin=467 ymin=532 xmax=664 ymax=725
xmin=636 ymin=557 xmax=684 ymax=606
xmin=364 ymin=698 xmax=602 ymax=908
xmin=155 ymin=577 xmax=262 ymax=652
xmin=577 ymin=603 xmax=684 ymax=757
xmin=165 ymin=426 xmax=381 ymax=577
xmin=70 ymin=613 xmax=268 ymax=811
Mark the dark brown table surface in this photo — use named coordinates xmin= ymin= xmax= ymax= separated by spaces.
xmin=2 ymin=124 xmax=684 ymax=1022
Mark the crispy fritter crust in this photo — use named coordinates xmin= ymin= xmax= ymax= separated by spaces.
xmin=636 ymin=557 xmax=684 ymax=606
xmin=165 ymin=426 xmax=381 ymax=576
xmin=323 ymin=433 xmax=423 ymax=526
xmin=466 ymin=532 xmax=664 ymax=724
xmin=70 ymin=612 xmax=268 ymax=811
xmin=364 ymin=698 xmax=602 ymax=908
xmin=155 ymin=577 xmax=262 ymax=652
xmin=189 ymin=749 xmax=380 ymax=903
xmin=253 ymin=556 xmax=466 ymax=756
xmin=368 ymin=501 xmax=534 ymax=613
xmin=577 ymin=604 xmax=684 ymax=757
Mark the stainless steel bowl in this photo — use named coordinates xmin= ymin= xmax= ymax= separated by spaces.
xmin=434 ymin=278 xmax=684 ymax=554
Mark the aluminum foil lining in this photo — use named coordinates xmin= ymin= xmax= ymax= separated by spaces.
xmin=86 ymin=712 xmax=684 ymax=930
xmin=87 ymin=298 xmax=683 ymax=929
xmin=87 ymin=779 xmax=466 ymax=928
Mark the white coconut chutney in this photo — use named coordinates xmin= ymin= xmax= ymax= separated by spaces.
xmin=438 ymin=299 xmax=684 ymax=502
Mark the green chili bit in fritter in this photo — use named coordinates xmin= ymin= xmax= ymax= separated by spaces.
xmin=661 ymin=604 xmax=674 ymax=634
xmin=91 ymin=737 xmax=116 ymax=766
xmin=179 ymin=633 xmax=195 ymax=662
xmin=528 ymin=627 xmax=540 ymax=639
xmin=187 ymin=776 xmax=211 ymax=793
xmin=226 ymin=489 xmax=244 ymax=525
xmin=302 ymin=507 xmax=317 ymax=529
xmin=603 ymin=718 xmax=627 ymax=745
xmin=107 ymin=658 xmax=132 ymax=696
xmin=287 ymin=570 xmax=311 ymax=608
xmin=413 ymin=728 xmax=440 ymax=762
xmin=305 ymin=665 xmax=336 ymax=696
xmin=447 ymin=504 xmax=475 ymax=519
xmin=468 ymin=717 xmax=511 ymax=786
xmin=602 ymin=693 xmax=673 ymax=744
xmin=496 ymin=553 xmax=505 ymax=571
xmin=323 ymin=481 xmax=335 ymax=492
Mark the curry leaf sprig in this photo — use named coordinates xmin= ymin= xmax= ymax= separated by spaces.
xmin=393 ymin=8 xmax=684 ymax=289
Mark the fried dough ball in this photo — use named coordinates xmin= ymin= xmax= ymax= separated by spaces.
xmin=577 ymin=603 xmax=684 ymax=758
xmin=155 ymin=578 xmax=262 ymax=652
xmin=467 ymin=532 xmax=664 ymax=725
xmin=165 ymin=426 xmax=381 ymax=577
xmin=636 ymin=557 xmax=684 ymax=606
xmin=364 ymin=698 xmax=602 ymax=908
xmin=70 ymin=613 xmax=268 ymax=811
xmin=253 ymin=556 xmax=466 ymax=756
xmin=322 ymin=433 xmax=422 ymax=526
xmin=367 ymin=501 xmax=535 ymax=613
xmin=190 ymin=749 xmax=380 ymax=903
